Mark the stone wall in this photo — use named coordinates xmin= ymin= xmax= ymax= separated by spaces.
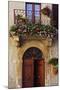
xmin=8 ymin=1 xmax=25 ymax=29
xmin=8 ymin=37 xmax=19 ymax=88
xmin=8 ymin=36 xmax=58 ymax=88
xmin=48 ymin=41 xmax=58 ymax=86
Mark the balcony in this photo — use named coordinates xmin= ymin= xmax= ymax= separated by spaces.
xmin=10 ymin=9 xmax=58 ymax=47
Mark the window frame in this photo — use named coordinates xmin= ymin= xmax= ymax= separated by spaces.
xmin=25 ymin=2 xmax=41 ymax=23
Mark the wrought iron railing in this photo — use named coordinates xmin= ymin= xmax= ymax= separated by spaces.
xmin=14 ymin=9 xmax=41 ymax=24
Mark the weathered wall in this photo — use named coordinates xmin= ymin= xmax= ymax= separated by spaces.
xmin=49 ymin=41 xmax=58 ymax=86
xmin=8 ymin=37 xmax=19 ymax=88
xmin=8 ymin=1 xmax=25 ymax=29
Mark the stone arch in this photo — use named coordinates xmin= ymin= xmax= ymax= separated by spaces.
xmin=17 ymin=40 xmax=49 ymax=87
xmin=20 ymin=40 xmax=49 ymax=61
xmin=22 ymin=47 xmax=43 ymax=60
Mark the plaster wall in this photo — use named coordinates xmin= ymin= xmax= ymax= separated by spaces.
xmin=8 ymin=1 xmax=25 ymax=29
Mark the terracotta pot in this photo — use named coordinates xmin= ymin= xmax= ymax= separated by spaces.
xmin=53 ymin=66 xmax=58 ymax=75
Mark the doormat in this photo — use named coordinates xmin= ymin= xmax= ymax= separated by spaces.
xmin=8 ymin=1 xmax=59 ymax=88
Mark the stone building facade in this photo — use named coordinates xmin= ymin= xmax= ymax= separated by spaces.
xmin=8 ymin=1 xmax=58 ymax=88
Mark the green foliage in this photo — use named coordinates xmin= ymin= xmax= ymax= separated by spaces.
xmin=48 ymin=58 xmax=58 ymax=66
xmin=10 ymin=14 xmax=56 ymax=35
xmin=10 ymin=25 xmax=17 ymax=32
xmin=17 ymin=14 xmax=27 ymax=23
xmin=27 ymin=23 xmax=37 ymax=30
xmin=17 ymin=14 xmax=22 ymax=20
xmin=10 ymin=22 xmax=56 ymax=35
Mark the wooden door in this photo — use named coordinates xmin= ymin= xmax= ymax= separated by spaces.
xmin=34 ymin=59 xmax=45 ymax=87
xmin=22 ymin=58 xmax=34 ymax=87
xmin=22 ymin=58 xmax=45 ymax=87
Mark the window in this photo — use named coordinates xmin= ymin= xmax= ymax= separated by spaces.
xmin=26 ymin=4 xmax=32 ymax=22
xmin=26 ymin=3 xmax=41 ymax=23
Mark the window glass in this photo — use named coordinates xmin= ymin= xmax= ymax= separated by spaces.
xmin=35 ymin=4 xmax=40 ymax=16
xmin=26 ymin=4 xmax=32 ymax=22
xmin=35 ymin=4 xmax=40 ymax=23
xmin=26 ymin=3 xmax=41 ymax=23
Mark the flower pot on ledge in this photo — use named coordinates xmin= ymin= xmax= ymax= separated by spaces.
xmin=48 ymin=58 xmax=58 ymax=75
xmin=52 ymin=66 xmax=58 ymax=75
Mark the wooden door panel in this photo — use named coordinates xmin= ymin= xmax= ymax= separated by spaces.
xmin=22 ymin=59 xmax=34 ymax=87
xmin=38 ymin=60 xmax=45 ymax=86
xmin=34 ymin=59 xmax=45 ymax=86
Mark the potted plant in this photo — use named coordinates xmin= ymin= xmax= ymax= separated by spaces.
xmin=10 ymin=24 xmax=18 ymax=36
xmin=48 ymin=58 xmax=58 ymax=74
xmin=41 ymin=6 xmax=51 ymax=17
xmin=16 ymin=14 xmax=27 ymax=24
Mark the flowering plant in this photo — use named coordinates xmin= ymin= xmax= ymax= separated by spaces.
xmin=41 ymin=7 xmax=51 ymax=17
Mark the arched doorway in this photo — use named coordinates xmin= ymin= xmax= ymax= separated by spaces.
xmin=22 ymin=47 xmax=45 ymax=88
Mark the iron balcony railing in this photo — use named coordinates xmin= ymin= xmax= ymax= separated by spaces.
xmin=14 ymin=9 xmax=43 ymax=24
